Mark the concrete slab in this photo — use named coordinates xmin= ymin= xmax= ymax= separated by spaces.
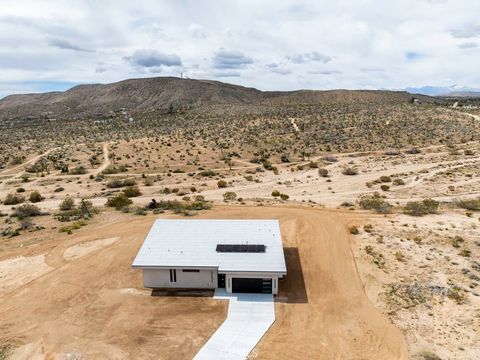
xmin=193 ymin=289 xmax=275 ymax=360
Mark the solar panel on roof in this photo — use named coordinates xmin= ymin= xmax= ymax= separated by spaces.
xmin=216 ymin=244 xmax=266 ymax=253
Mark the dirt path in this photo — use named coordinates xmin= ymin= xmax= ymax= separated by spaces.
xmin=94 ymin=142 xmax=110 ymax=175
xmin=0 ymin=206 xmax=407 ymax=359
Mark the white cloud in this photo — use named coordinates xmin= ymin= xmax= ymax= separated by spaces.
xmin=0 ymin=0 xmax=479 ymax=98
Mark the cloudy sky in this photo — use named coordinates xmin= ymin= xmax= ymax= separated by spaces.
xmin=1 ymin=0 xmax=479 ymax=97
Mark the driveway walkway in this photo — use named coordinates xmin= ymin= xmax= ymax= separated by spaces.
xmin=193 ymin=289 xmax=275 ymax=360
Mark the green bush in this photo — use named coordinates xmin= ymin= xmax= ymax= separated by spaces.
xmin=279 ymin=193 xmax=289 ymax=200
xmin=59 ymin=196 xmax=75 ymax=211
xmin=123 ymin=185 xmax=141 ymax=197
xmin=29 ymin=191 xmax=44 ymax=203
xmin=271 ymin=190 xmax=281 ymax=197
xmin=106 ymin=194 xmax=132 ymax=210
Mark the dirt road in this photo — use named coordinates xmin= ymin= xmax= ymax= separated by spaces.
xmin=0 ymin=206 xmax=407 ymax=359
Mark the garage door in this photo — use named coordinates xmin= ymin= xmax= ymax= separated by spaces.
xmin=232 ymin=278 xmax=272 ymax=294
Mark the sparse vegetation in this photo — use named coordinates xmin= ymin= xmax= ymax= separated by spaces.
xmin=404 ymin=198 xmax=439 ymax=216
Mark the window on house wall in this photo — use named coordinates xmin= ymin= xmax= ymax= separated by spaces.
xmin=169 ymin=269 xmax=177 ymax=282
xmin=182 ymin=269 xmax=200 ymax=272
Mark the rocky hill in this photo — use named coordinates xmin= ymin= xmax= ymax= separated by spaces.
xmin=0 ymin=76 xmax=435 ymax=118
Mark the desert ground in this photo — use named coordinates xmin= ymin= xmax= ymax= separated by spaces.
xmin=1 ymin=90 xmax=480 ymax=359
xmin=0 ymin=206 xmax=407 ymax=360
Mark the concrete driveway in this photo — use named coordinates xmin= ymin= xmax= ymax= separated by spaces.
xmin=194 ymin=289 xmax=275 ymax=360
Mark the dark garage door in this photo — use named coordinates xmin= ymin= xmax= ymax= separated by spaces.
xmin=232 ymin=278 xmax=272 ymax=294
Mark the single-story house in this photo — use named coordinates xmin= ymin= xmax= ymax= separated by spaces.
xmin=132 ymin=219 xmax=287 ymax=294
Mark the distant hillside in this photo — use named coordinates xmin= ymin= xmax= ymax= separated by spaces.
xmin=0 ymin=76 xmax=435 ymax=118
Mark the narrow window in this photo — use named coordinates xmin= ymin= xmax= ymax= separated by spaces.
xmin=169 ymin=269 xmax=177 ymax=282
xmin=182 ymin=269 xmax=200 ymax=272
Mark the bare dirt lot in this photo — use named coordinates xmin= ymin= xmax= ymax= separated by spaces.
xmin=0 ymin=206 xmax=407 ymax=359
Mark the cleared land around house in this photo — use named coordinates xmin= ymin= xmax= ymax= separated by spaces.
xmin=0 ymin=206 xmax=407 ymax=359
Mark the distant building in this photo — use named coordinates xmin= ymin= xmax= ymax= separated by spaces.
xmin=132 ymin=220 xmax=287 ymax=294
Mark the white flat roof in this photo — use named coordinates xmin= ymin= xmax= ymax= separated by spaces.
xmin=132 ymin=219 xmax=287 ymax=274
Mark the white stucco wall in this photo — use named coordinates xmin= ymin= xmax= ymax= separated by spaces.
xmin=142 ymin=268 xmax=217 ymax=289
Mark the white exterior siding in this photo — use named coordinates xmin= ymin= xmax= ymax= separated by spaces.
xmin=143 ymin=268 xmax=217 ymax=289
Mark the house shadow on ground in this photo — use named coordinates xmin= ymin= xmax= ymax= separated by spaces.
xmin=276 ymin=247 xmax=308 ymax=304
xmin=151 ymin=289 xmax=215 ymax=297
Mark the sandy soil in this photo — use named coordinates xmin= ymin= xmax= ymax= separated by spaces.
xmin=63 ymin=237 xmax=119 ymax=261
xmin=0 ymin=206 xmax=407 ymax=359
xmin=352 ymin=212 xmax=480 ymax=359
xmin=0 ymin=254 xmax=53 ymax=296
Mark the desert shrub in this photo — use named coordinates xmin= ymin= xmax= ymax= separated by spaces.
xmin=342 ymin=167 xmax=358 ymax=175
xmin=107 ymin=178 xmax=136 ymax=188
xmin=77 ymin=199 xmax=96 ymax=219
xmin=70 ymin=165 xmax=87 ymax=175
xmin=199 ymin=170 xmax=217 ymax=177
xmin=271 ymin=190 xmax=281 ymax=197
xmin=447 ymin=286 xmax=467 ymax=305
xmin=404 ymin=198 xmax=439 ymax=216
xmin=379 ymin=176 xmax=391 ymax=183
xmin=349 ymin=225 xmax=359 ymax=234
xmin=106 ymin=194 xmax=132 ymax=210
xmin=393 ymin=178 xmax=405 ymax=185
xmin=358 ymin=193 xmax=393 ymax=214
xmin=464 ymin=149 xmax=475 ymax=156
xmin=59 ymin=196 xmax=75 ymax=211
xmin=217 ymin=180 xmax=228 ymax=188
xmin=279 ymin=193 xmax=289 ymax=200
xmin=380 ymin=185 xmax=390 ymax=191
xmin=101 ymin=164 xmax=127 ymax=175
xmin=451 ymin=235 xmax=464 ymax=248
xmin=59 ymin=220 xmax=87 ymax=234
xmin=307 ymin=161 xmax=318 ymax=169
xmin=16 ymin=187 xmax=25 ymax=193
xmin=56 ymin=198 xmax=96 ymax=221
xmin=29 ymin=191 xmax=44 ymax=203
xmin=416 ymin=351 xmax=441 ymax=360
xmin=147 ymin=198 xmax=211 ymax=213
xmin=456 ymin=197 xmax=480 ymax=211
xmin=14 ymin=204 xmax=41 ymax=219
xmin=223 ymin=191 xmax=237 ymax=201
xmin=3 ymin=193 xmax=25 ymax=205
xmin=318 ymin=168 xmax=329 ymax=177
xmin=123 ymin=185 xmax=141 ymax=197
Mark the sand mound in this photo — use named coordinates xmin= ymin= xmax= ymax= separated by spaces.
xmin=63 ymin=237 xmax=119 ymax=261
xmin=0 ymin=254 xmax=53 ymax=296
